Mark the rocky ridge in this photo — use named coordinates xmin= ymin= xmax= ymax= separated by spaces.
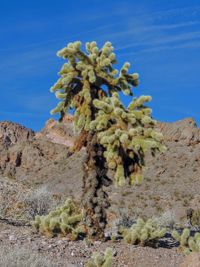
xmin=0 ymin=121 xmax=34 ymax=149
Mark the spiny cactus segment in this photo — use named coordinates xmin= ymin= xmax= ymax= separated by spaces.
xmin=86 ymin=247 xmax=113 ymax=267
xmin=120 ymin=218 xmax=167 ymax=246
xmin=50 ymin=41 xmax=139 ymax=130
xmin=91 ymin=92 xmax=166 ymax=186
xmin=190 ymin=209 xmax=200 ymax=227
xmin=172 ymin=229 xmax=200 ymax=255
xmin=32 ymin=199 xmax=85 ymax=239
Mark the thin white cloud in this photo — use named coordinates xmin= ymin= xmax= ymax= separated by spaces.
xmin=123 ymin=20 xmax=199 ymax=37
xmin=115 ymin=30 xmax=200 ymax=53
xmin=113 ymin=21 xmax=200 ymax=49
xmin=154 ymin=5 xmax=200 ymax=20
xmin=0 ymin=23 xmax=120 ymax=52
xmin=0 ymin=110 xmax=47 ymax=118
xmin=20 ymin=94 xmax=56 ymax=112
xmin=118 ymin=40 xmax=200 ymax=57
xmin=0 ymin=48 xmax=55 ymax=77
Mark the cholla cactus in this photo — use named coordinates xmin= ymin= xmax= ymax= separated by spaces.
xmin=32 ymin=199 xmax=85 ymax=239
xmin=91 ymin=93 xmax=165 ymax=186
xmin=190 ymin=209 xmax=200 ymax=227
xmin=50 ymin=41 xmax=166 ymax=239
xmin=172 ymin=229 xmax=200 ymax=255
xmin=86 ymin=247 xmax=113 ymax=267
xmin=120 ymin=218 xmax=167 ymax=246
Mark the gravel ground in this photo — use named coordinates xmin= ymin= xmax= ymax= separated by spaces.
xmin=0 ymin=222 xmax=184 ymax=267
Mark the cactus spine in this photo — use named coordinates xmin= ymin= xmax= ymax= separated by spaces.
xmin=50 ymin=41 xmax=166 ymax=239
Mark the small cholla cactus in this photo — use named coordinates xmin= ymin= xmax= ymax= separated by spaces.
xmin=32 ymin=199 xmax=86 ymax=239
xmin=120 ymin=218 xmax=167 ymax=246
xmin=86 ymin=247 xmax=113 ymax=267
xmin=172 ymin=228 xmax=200 ymax=255
xmin=50 ymin=41 xmax=166 ymax=239
xmin=188 ymin=209 xmax=200 ymax=228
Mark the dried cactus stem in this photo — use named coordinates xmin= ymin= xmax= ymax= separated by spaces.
xmin=82 ymin=133 xmax=110 ymax=240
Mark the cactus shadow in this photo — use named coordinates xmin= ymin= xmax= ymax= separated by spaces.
xmin=144 ymin=232 xmax=179 ymax=249
xmin=152 ymin=228 xmax=200 ymax=249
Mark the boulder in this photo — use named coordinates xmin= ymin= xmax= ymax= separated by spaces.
xmin=36 ymin=114 xmax=76 ymax=147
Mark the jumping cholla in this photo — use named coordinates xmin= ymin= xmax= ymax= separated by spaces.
xmin=120 ymin=218 xmax=167 ymax=246
xmin=50 ymin=41 xmax=166 ymax=239
xmin=172 ymin=229 xmax=200 ymax=255
xmin=86 ymin=247 xmax=113 ymax=267
xmin=32 ymin=199 xmax=85 ymax=239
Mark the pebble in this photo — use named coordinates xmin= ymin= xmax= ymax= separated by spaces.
xmin=71 ymin=251 xmax=75 ymax=256
xmin=94 ymin=241 xmax=101 ymax=245
xmin=113 ymin=249 xmax=118 ymax=256
xmin=27 ymin=237 xmax=32 ymax=242
xmin=9 ymin=235 xmax=17 ymax=241
xmin=57 ymin=240 xmax=65 ymax=245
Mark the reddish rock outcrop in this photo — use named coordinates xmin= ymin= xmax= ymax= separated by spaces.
xmin=36 ymin=115 xmax=76 ymax=147
xmin=0 ymin=121 xmax=34 ymax=149
xmin=158 ymin=118 xmax=200 ymax=145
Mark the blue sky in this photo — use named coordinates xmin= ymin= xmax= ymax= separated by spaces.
xmin=0 ymin=0 xmax=200 ymax=131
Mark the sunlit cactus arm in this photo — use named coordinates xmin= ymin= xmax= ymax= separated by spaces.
xmin=91 ymin=92 xmax=166 ymax=186
xmin=50 ymin=41 xmax=140 ymax=127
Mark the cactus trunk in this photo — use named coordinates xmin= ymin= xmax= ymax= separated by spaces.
xmin=82 ymin=133 xmax=111 ymax=240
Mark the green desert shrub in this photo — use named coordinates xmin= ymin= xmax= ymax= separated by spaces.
xmin=153 ymin=210 xmax=176 ymax=229
xmin=23 ymin=185 xmax=61 ymax=219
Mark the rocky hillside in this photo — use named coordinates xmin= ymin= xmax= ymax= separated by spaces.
xmin=0 ymin=117 xmax=200 ymax=228
xmin=0 ymin=117 xmax=200 ymax=267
